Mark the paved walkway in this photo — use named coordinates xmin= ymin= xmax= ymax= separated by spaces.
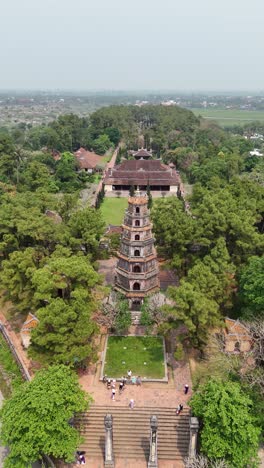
xmin=79 ymin=334 xmax=192 ymax=409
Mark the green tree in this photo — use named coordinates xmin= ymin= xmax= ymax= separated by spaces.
xmin=0 ymin=248 xmax=42 ymax=312
xmin=187 ymin=238 xmax=236 ymax=309
xmin=140 ymin=299 xmax=153 ymax=330
xmin=190 ymin=379 xmax=261 ymax=467
xmin=68 ymin=207 xmax=105 ymax=258
xmin=192 ymin=187 xmax=263 ymax=265
xmin=26 ymin=126 xmax=60 ymax=151
xmin=0 ymin=132 xmax=16 ymax=183
xmin=0 ymin=192 xmax=61 ymax=259
xmin=239 ymin=256 xmax=264 ymax=318
xmin=114 ymin=297 xmax=131 ymax=334
xmin=151 ymin=197 xmax=196 ymax=270
xmin=104 ymin=127 xmax=120 ymax=146
xmin=0 ymin=365 xmax=92 ymax=468
xmin=147 ymin=185 xmax=153 ymax=209
xmin=129 ymin=185 xmax=135 ymax=196
xmin=29 ymin=297 xmax=98 ymax=365
xmin=167 ymin=282 xmax=221 ymax=348
xmin=55 ymin=152 xmax=81 ymax=192
xmin=19 ymin=160 xmax=52 ymax=192
xmin=92 ymin=134 xmax=112 ymax=155
xmin=32 ymin=247 xmax=100 ymax=304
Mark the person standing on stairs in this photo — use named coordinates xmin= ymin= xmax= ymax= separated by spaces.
xmin=129 ymin=399 xmax=135 ymax=409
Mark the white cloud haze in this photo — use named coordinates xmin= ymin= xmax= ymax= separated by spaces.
xmin=0 ymin=0 xmax=263 ymax=91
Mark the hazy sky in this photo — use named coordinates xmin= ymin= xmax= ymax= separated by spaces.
xmin=1 ymin=0 xmax=263 ymax=91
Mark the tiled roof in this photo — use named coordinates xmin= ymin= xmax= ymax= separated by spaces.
xmin=131 ymin=148 xmax=152 ymax=158
xmin=224 ymin=318 xmax=251 ymax=340
xmin=21 ymin=313 xmax=39 ymax=334
xmin=74 ymin=147 xmax=103 ymax=169
xmin=128 ymin=195 xmax=148 ymax=205
xmin=104 ymin=160 xmax=180 ymax=186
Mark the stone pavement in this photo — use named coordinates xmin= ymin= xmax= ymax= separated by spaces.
xmin=79 ymin=351 xmax=192 ymax=409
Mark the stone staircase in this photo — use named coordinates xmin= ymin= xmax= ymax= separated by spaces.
xmin=130 ymin=310 xmax=141 ymax=325
xmin=74 ymin=405 xmax=190 ymax=463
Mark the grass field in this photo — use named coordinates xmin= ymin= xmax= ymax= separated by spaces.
xmin=191 ymin=108 xmax=264 ymax=127
xmin=100 ymin=197 xmax=128 ymax=225
xmin=103 ymin=336 xmax=165 ymax=379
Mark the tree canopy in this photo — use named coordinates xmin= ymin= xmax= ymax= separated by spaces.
xmin=239 ymin=256 xmax=264 ymax=318
xmin=190 ymin=379 xmax=261 ymax=467
xmin=0 ymin=365 xmax=92 ymax=468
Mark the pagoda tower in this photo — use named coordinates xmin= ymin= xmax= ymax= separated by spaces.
xmin=115 ymin=191 xmax=160 ymax=309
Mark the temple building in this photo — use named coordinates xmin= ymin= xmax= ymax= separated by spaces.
xmin=129 ymin=148 xmax=152 ymax=159
xmin=115 ymin=191 xmax=160 ymax=309
xmin=104 ymin=159 xmax=181 ymax=196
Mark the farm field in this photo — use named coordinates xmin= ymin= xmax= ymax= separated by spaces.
xmin=103 ymin=335 xmax=165 ymax=379
xmin=100 ymin=197 xmax=128 ymax=225
xmin=191 ymin=108 xmax=264 ymax=127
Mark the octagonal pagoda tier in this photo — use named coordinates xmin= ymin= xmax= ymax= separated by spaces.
xmin=115 ymin=192 xmax=160 ymax=309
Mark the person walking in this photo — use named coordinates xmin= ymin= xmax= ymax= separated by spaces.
xmin=176 ymin=404 xmax=183 ymax=415
xmin=184 ymin=384 xmax=189 ymax=395
xmin=119 ymin=381 xmax=124 ymax=394
xmin=111 ymin=388 xmax=116 ymax=401
xmin=127 ymin=370 xmax=132 ymax=380
xmin=129 ymin=399 xmax=135 ymax=409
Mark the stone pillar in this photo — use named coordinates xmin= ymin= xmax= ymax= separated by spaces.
xmin=148 ymin=415 xmax=158 ymax=468
xmin=189 ymin=417 xmax=199 ymax=458
xmin=104 ymin=414 xmax=114 ymax=467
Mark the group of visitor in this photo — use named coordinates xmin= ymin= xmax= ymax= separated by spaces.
xmin=127 ymin=369 xmax=142 ymax=386
xmin=103 ymin=370 xmax=142 ymax=401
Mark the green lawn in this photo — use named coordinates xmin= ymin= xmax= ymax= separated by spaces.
xmin=100 ymin=198 xmax=128 ymax=225
xmin=191 ymin=108 xmax=264 ymax=127
xmin=103 ymin=336 xmax=165 ymax=379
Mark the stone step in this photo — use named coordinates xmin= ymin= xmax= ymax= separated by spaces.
xmin=130 ymin=310 xmax=142 ymax=324
xmin=77 ymin=405 xmax=190 ymax=414
xmin=75 ymin=405 xmax=190 ymax=461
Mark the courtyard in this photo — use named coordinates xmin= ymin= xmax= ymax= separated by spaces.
xmin=103 ymin=335 xmax=166 ymax=380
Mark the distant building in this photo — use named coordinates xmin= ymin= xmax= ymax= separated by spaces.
xmin=74 ymin=147 xmax=104 ymax=173
xmin=161 ymin=100 xmax=177 ymax=106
